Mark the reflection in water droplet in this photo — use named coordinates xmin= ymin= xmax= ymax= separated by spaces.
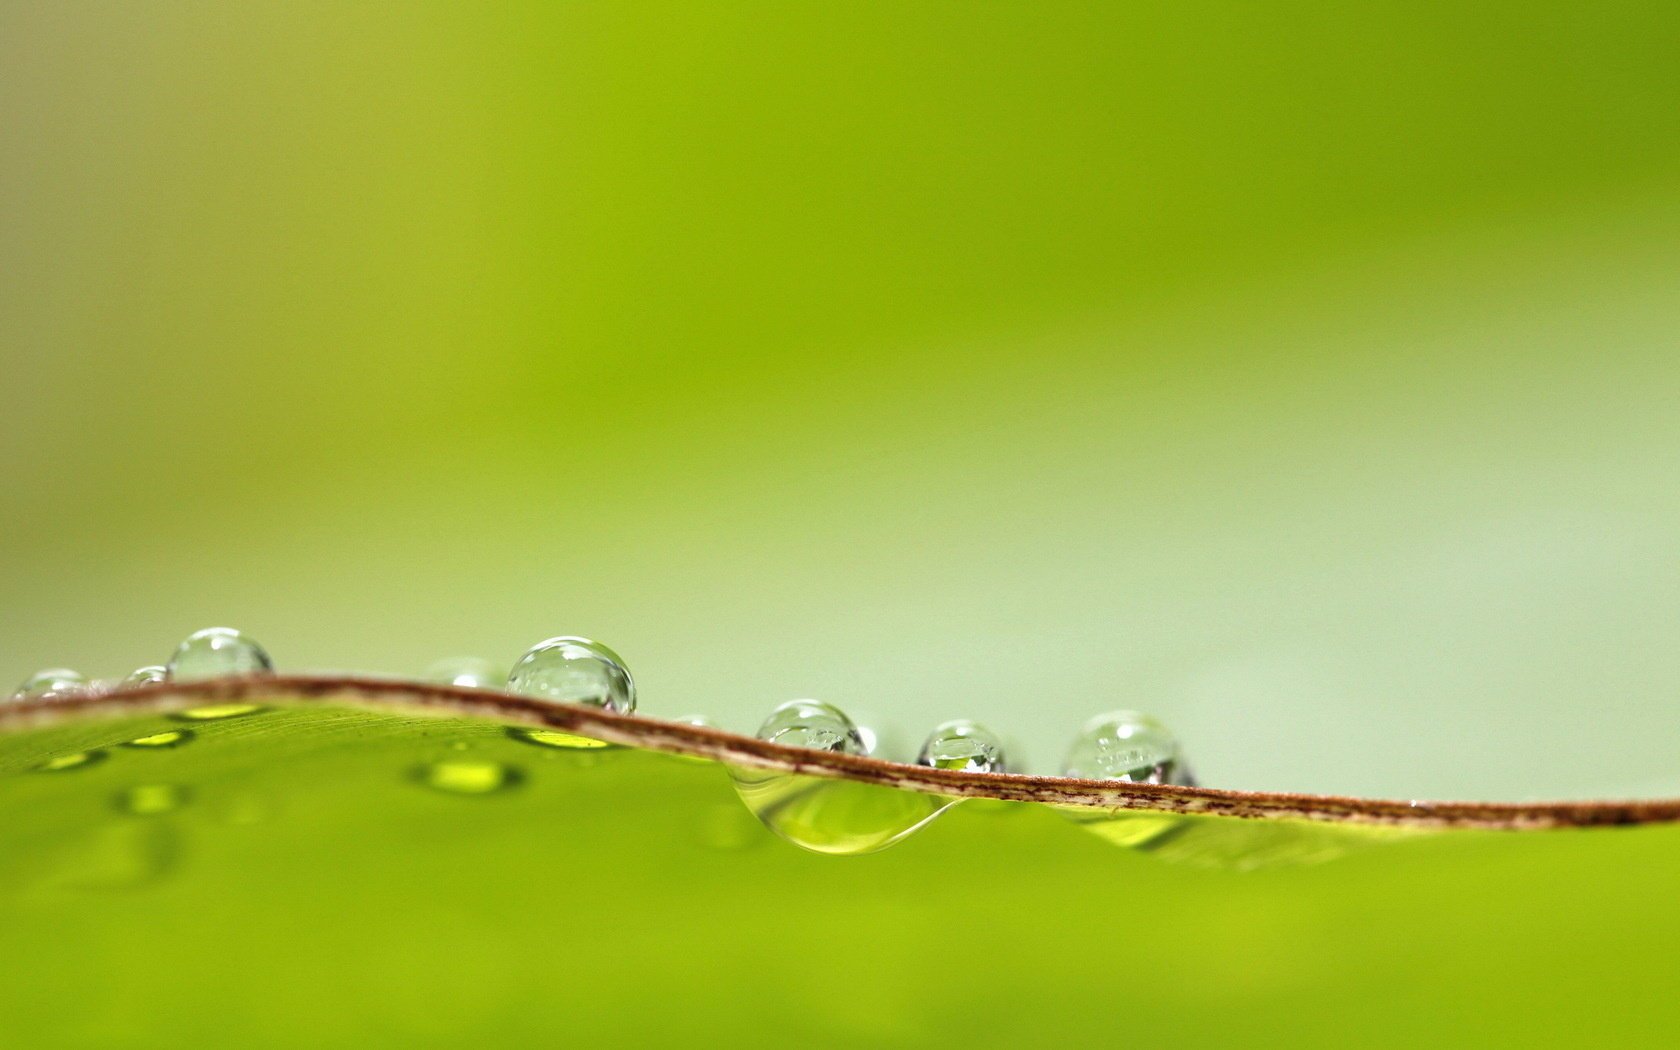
xmin=916 ymin=719 xmax=1007 ymax=772
xmin=167 ymin=627 xmax=273 ymax=681
xmin=115 ymin=783 xmax=189 ymax=816
xmin=506 ymin=726 xmax=613 ymax=750
xmin=35 ymin=750 xmax=108 ymax=773
xmin=506 ymin=636 xmax=636 ymax=713
xmin=756 ymin=700 xmax=867 ymax=755
xmin=171 ymin=703 xmax=267 ymax=722
xmin=121 ymin=729 xmax=196 ymax=749
xmin=729 ymin=766 xmax=956 ymax=855
xmin=414 ymin=760 xmax=523 ymax=795
xmin=123 ymin=666 xmax=169 ymax=687
xmin=424 ymin=657 xmax=502 ymax=689
xmin=11 ymin=668 xmax=87 ymax=701
xmin=1062 ymin=711 xmax=1189 ymax=784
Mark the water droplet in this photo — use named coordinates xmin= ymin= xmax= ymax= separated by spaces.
xmin=916 ymin=719 xmax=1007 ymax=773
xmin=11 ymin=668 xmax=87 ymax=701
xmin=123 ymin=666 xmax=168 ymax=687
xmin=756 ymin=700 xmax=867 ymax=755
xmin=170 ymin=703 xmax=267 ymax=722
xmin=729 ymin=767 xmax=955 ymax=855
xmin=34 ymin=749 xmax=107 ymax=773
xmin=674 ymin=714 xmax=716 ymax=728
xmin=167 ymin=627 xmax=273 ymax=681
xmin=121 ymin=729 xmax=195 ymax=749
xmin=506 ymin=636 xmax=635 ymax=713
xmin=413 ymin=759 xmax=523 ymax=795
xmin=506 ymin=726 xmax=612 ymax=750
xmin=115 ymin=783 xmax=189 ymax=816
xmin=423 ymin=657 xmax=502 ymax=689
xmin=1061 ymin=711 xmax=1188 ymax=784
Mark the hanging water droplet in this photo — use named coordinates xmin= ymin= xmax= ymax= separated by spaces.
xmin=506 ymin=726 xmax=613 ymax=750
xmin=123 ymin=666 xmax=168 ymax=687
xmin=167 ymin=627 xmax=273 ymax=681
xmin=916 ymin=719 xmax=1007 ymax=773
xmin=413 ymin=759 xmax=523 ymax=795
xmin=1062 ymin=710 xmax=1187 ymax=784
xmin=756 ymin=700 xmax=868 ymax=755
xmin=121 ymin=729 xmax=196 ymax=750
xmin=170 ymin=703 xmax=267 ymax=722
xmin=506 ymin=636 xmax=635 ymax=713
xmin=11 ymin=668 xmax=87 ymax=701
xmin=423 ymin=657 xmax=502 ymax=689
xmin=114 ymin=783 xmax=190 ymax=816
xmin=34 ymin=749 xmax=107 ymax=773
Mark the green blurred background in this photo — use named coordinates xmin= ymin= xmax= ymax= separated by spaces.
xmin=4 ymin=2 xmax=1678 ymax=802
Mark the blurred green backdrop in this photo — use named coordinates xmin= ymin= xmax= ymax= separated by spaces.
xmin=4 ymin=2 xmax=1678 ymax=802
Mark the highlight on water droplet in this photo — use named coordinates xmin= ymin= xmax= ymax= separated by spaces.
xmin=115 ymin=783 xmax=190 ymax=816
xmin=123 ymin=666 xmax=169 ymax=687
xmin=170 ymin=703 xmax=268 ymax=722
xmin=121 ymin=729 xmax=196 ymax=750
xmin=11 ymin=668 xmax=87 ymax=701
xmin=413 ymin=759 xmax=524 ymax=795
xmin=167 ymin=627 xmax=274 ymax=682
xmin=1061 ymin=710 xmax=1188 ymax=784
xmin=34 ymin=749 xmax=108 ymax=773
xmin=505 ymin=726 xmax=613 ymax=750
xmin=756 ymin=700 xmax=868 ymax=755
xmin=916 ymin=719 xmax=1007 ymax=773
xmin=506 ymin=636 xmax=635 ymax=713
xmin=423 ymin=657 xmax=502 ymax=689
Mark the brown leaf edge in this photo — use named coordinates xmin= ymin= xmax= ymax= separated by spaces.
xmin=1 ymin=674 xmax=1672 ymax=832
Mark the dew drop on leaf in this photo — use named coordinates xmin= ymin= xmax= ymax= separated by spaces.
xmin=413 ymin=760 xmax=523 ymax=795
xmin=167 ymin=627 xmax=273 ymax=682
xmin=121 ymin=729 xmax=196 ymax=749
xmin=10 ymin=668 xmax=87 ymax=701
xmin=115 ymin=783 xmax=190 ymax=816
xmin=1061 ymin=711 xmax=1188 ymax=784
xmin=171 ymin=703 xmax=268 ymax=722
xmin=123 ymin=666 xmax=169 ymax=686
xmin=756 ymin=700 xmax=867 ymax=755
xmin=34 ymin=750 xmax=107 ymax=773
xmin=506 ymin=636 xmax=635 ymax=713
xmin=506 ymin=726 xmax=612 ymax=750
xmin=916 ymin=719 xmax=1007 ymax=772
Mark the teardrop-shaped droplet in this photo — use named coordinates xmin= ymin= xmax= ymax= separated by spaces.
xmin=505 ymin=636 xmax=635 ymax=713
xmin=123 ymin=666 xmax=168 ymax=687
xmin=412 ymin=759 xmax=523 ymax=795
xmin=916 ymin=719 xmax=1007 ymax=773
xmin=423 ymin=657 xmax=502 ymax=689
xmin=167 ymin=627 xmax=273 ymax=682
xmin=756 ymin=700 xmax=867 ymax=755
xmin=1061 ymin=710 xmax=1187 ymax=784
xmin=11 ymin=668 xmax=87 ymax=701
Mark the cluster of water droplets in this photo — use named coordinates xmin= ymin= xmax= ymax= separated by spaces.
xmin=9 ymin=626 xmax=276 ymax=702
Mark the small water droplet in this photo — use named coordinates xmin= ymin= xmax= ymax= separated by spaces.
xmin=506 ymin=726 xmax=612 ymax=750
xmin=170 ymin=703 xmax=267 ymax=722
xmin=1062 ymin=711 xmax=1188 ymax=784
xmin=167 ymin=627 xmax=273 ymax=681
xmin=11 ymin=668 xmax=87 ymax=701
xmin=34 ymin=749 xmax=107 ymax=772
xmin=121 ymin=729 xmax=196 ymax=749
xmin=115 ymin=783 xmax=189 ymax=816
xmin=756 ymin=700 xmax=867 ymax=755
xmin=123 ymin=666 xmax=168 ymax=687
xmin=423 ymin=657 xmax=502 ymax=689
xmin=413 ymin=759 xmax=523 ymax=795
xmin=674 ymin=714 xmax=716 ymax=728
xmin=916 ymin=719 xmax=1007 ymax=773
xmin=506 ymin=636 xmax=635 ymax=712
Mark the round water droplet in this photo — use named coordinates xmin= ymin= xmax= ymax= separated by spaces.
xmin=121 ymin=729 xmax=196 ymax=749
xmin=34 ymin=749 xmax=107 ymax=773
xmin=413 ymin=759 xmax=523 ymax=795
xmin=1062 ymin=710 xmax=1186 ymax=784
xmin=11 ymin=668 xmax=87 ymax=701
xmin=916 ymin=719 xmax=1007 ymax=773
xmin=115 ymin=783 xmax=189 ymax=816
xmin=756 ymin=700 xmax=868 ymax=755
xmin=506 ymin=726 xmax=612 ymax=750
xmin=506 ymin=636 xmax=635 ymax=713
xmin=171 ymin=703 xmax=268 ymax=722
xmin=423 ymin=657 xmax=502 ymax=689
xmin=167 ymin=627 xmax=273 ymax=682
xmin=123 ymin=666 xmax=168 ymax=687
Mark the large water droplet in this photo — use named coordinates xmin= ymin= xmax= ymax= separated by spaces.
xmin=115 ymin=783 xmax=190 ymax=816
xmin=123 ymin=666 xmax=168 ymax=687
xmin=413 ymin=759 xmax=523 ymax=795
xmin=506 ymin=636 xmax=635 ymax=713
xmin=916 ymin=719 xmax=1007 ymax=773
xmin=506 ymin=726 xmax=612 ymax=750
xmin=729 ymin=768 xmax=955 ymax=855
xmin=424 ymin=657 xmax=501 ymax=689
xmin=167 ymin=627 xmax=273 ymax=681
xmin=756 ymin=700 xmax=867 ymax=755
xmin=11 ymin=668 xmax=87 ymax=701
xmin=1061 ymin=711 xmax=1187 ymax=784
xmin=121 ymin=729 xmax=196 ymax=750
